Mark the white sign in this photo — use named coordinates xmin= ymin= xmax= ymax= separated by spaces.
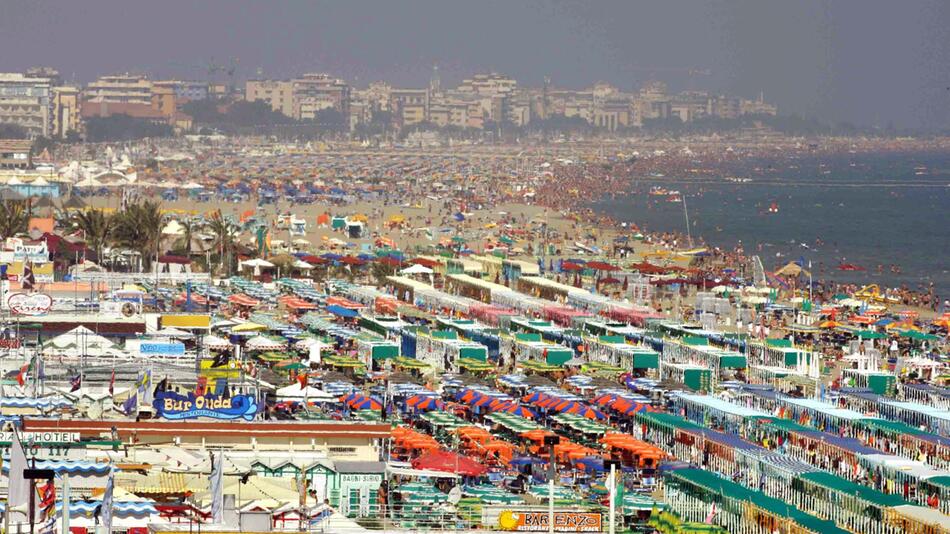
xmin=7 ymin=293 xmax=53 ymax=315
xmin=0 ymin=431 xmax=80 ymax=443
xmin=13 ymin=243 xmax=49 ymax=262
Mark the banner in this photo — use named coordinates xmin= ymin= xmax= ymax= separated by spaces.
xmin=498 ymin=511 xmax=602 ymax=532
xmin=153 ymin=391 xmax=257 ymax=421
xmin=139 ymin=341 xmax=186 ymax=356
xmin=7 ymin=293 xmax=52 ymax=315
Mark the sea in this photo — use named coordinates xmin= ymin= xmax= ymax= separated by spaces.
xmin=596 ymin=150 xmax=950 ymax=300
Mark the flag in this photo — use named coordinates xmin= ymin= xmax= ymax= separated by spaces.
xmin=210 ymin=451 xmax=225 ymax=523
xmin=211 ymin=352 xmax=230 ymax=368
xmin=37 ymin=480 xmax=56 ymax=520
xmin=153 ymin=376 xmax=169 ymax=396
xmin=704 ymin=501 xmax=717 ymax=524
xmin=98 ymin=468 xmax=114 ymax=531
xmin=195 ymin=376 xmax=208 ymax=396
xmin=7 ymin=429 xmax=30 ymax=524
xmin=123 ymin=393 xmax=138 ymax=415
xmin=21 ymin=262 xmax=35 ymax=291
xmin=108 ymin=368 xmax=115 ymax=396
xmin=16 ymin=357 xmax=33 ymax=386
xmin=297 ymin=372 xmax=308 ymax=389
xmin=70 ymin=374 xmax=82 ymax=392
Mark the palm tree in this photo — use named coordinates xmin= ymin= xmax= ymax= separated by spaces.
xmin=206 ymin=210 xmax=239 ymax=276
xmin=73 ymin=208 xmax=114 ymax=263
xmin=0 ymin=201 xmax=29 ymax=241
xmin=113 ymin=200 xmax=163 ymax=272
xmin=174 ymin=218 xmax=197 ymax=256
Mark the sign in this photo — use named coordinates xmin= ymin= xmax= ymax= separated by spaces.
xmin=139 ymin=341 xmax=186 ymax=356
xmin=0 ymin=431 xmax=80 ymax=443
xmin=153 ymin=391 xmax=258 ymax=421
xmin=0 ymin=338 xmax=21 ymax=349
xmin=7 ymin=293 xmax=52 ymax=315
xmin=339 ymin=473 xmax=383 ymax=484
xmin=13 ymin=242 xmax=48 ymax=262
xmin=161 ymin=314 xmax=211 ymax=329
xmin=498 ymin=511 xmax=602 ymax=532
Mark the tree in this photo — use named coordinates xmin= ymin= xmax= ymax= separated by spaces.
xmin=0 ymin=201 xmax=29 ymax=241
xmin=173 ymin=218 xmax=197 ymax=256
xmin=72 ymin=208 xmax=114 ymax=263
xmin=206 ymin=210 xmax=239 ymax=276
xmin=84 ymin=115 xmax=174 ymax=142
xmin=113 ymin=200 xmax=163 ymax=271
xmin=313 ymin=108 xmax=346 ymax=133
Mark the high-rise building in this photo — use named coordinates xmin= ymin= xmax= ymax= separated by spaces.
xmin=86 ymin=74 xmax=153 ymax=105
xmin=0 ymin=72 xmax=53 ymax=137
xmin=52 ymin=85 xmax=82 ymax=138
xmin=245 ymin=79 xmax=294 ymax=117
xmin=292 ymin=73 xmax=350 ymax=121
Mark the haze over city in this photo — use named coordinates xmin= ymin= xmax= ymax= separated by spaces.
xmin=1 ymin=0 xmax=948 ymax=130
xmin=0 ymin=3 xmax=949 ymax=534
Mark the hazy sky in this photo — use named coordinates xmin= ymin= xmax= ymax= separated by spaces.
xmin=2 ymin=0 xmax=948 ymax=129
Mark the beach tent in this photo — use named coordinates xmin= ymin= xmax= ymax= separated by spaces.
xmin=245 ymin=335 xmax=286 ymax=351
xmin=401 ymin=263 xmax=434 ymax=275
xmin=44 ymin=326 xmax=119 ymax=357
xmin=275 ymin=383 xmax=335 ymax=402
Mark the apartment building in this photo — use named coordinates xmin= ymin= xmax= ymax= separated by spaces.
xmin=0 ymin=73 xmax=53 ymax=137
xmin=86 ymin=74 xmax=153 ymax=105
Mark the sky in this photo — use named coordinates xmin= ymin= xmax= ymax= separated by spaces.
xmin=1 ymin=0 xmax=948 ymax=130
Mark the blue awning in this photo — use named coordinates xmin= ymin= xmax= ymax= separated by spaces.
xmin=326 ymin=305 xmax=359 ymax=318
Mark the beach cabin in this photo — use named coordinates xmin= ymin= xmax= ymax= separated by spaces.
xmin=445 ymin=273 xmax=506 ymax=303
xmin=502 ymin=258 xmax=540 ymax=283
xmin=584 ymin=335 xmax=660 ymax=374
xmin=660 ymin=362 xmax=712 ymax=392
xmin=747 ymin=338 xmax=817 ymax=369
xmin=412 ymin=329 xmax=488 ymax=371
xmin=517 ymin=275 xmax=575 ymax=302
xmin=663 ymin=337 xmax=747 ymax=383
xmin=470 ymin=254 xmax=503 ymax=279
xmin=445 ymin=256 xmax=482 ymax=276
xmin=434 ymin=317 xmax=500 ymax=359
xmin=501 ymin=332 xmax=574 ymax=366
xmin=843 ymin=369 xmax=897 ymax=395
xmin=354 ymin=334 xmax=399 ymax=367
xmin=747 ymin=365 xmax=819 ymax=396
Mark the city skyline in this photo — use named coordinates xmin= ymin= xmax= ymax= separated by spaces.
xmin=1 ymin=0 xmax=948 ymax=130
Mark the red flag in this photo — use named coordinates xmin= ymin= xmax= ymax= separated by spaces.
xmin=16 ymin=362 xmax=30 ymax=386
xmin=297 ymin=373 xmax=308 ymax=388
xmin=195 ymin=376 xmax=208 ymax=396
xmin=109 ymin=368 xmax=115 ymax=395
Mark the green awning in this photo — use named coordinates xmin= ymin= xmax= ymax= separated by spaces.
xmin=798 ymin=471 xmax=909 ymax=507
xmin=632 ymin=353 xmax=659 ymax=369
xmin=718 ymin=355 xmax=747 ymax=369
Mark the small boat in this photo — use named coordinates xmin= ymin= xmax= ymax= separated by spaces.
xmin=837 ymin=263 xmax=866 ymax=271
xmin=649 ymin=186 xmax=669 ymax=196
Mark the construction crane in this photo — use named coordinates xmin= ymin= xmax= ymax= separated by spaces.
xmin=627 ymin=67 xmax=711 ymax=90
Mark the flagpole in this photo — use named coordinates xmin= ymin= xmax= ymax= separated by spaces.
xmin=62 ymin=474 xmax=71 ymax=534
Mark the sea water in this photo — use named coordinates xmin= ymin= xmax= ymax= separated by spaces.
xmin=597 ymin=151 xmax=950 ymax=300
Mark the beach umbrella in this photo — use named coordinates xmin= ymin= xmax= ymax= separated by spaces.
xmin=505 ymin=405 xmax=537 ymax=419
xmin=408 ymin=396 xmax=445 ymax=412
xmin=350 ymin=395 xmax=383 ymax=411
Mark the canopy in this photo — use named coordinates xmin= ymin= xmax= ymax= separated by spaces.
xmin=411 ymin=451 xmax=487 ymax=477
xmin=401 ymin=263 xmax=434 ymax=275
xmin=275 ymin=383 xmax=335 ymax=401
xmin=327 ymin=305 xmax=359 ymax=318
